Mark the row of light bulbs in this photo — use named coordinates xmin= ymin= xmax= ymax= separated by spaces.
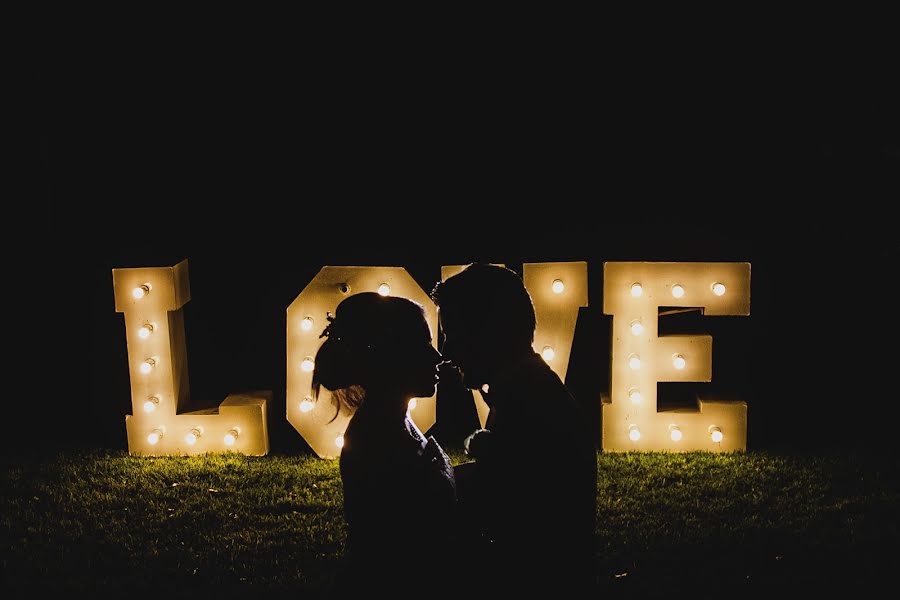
xmin=146 ymin=426 xmax=242 ymax=446
xmin=626 ymin=354 xmax=687 ymax=370
xmin=627 ymin=424 xmax=725 ymax=443
xmin=631 ymin=281 xmax=727 ymax=298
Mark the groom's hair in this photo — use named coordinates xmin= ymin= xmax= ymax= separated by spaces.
xmin=431 ymin=263 xmax=536 ymax=348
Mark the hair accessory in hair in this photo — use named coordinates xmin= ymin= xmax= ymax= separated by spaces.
xmin=320 ymin=311 xmax=340 ymax=340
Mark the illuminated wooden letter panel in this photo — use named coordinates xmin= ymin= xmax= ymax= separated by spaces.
xmin=287 ymin=267 xmax=439 ymax=459
xmin=602 ymin=262 xmax=750 ymax=452
xmin=524 ymin=261 xmax=588 ymax=384
xmin=113 ymin=260 xmax=269 ymax=456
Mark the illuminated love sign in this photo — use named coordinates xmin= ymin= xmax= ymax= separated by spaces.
xmin=113 ymin=260 xmax=749 ymax=456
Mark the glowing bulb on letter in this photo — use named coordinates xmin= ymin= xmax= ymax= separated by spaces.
xmin=631 ymin=283 xmax=643 ymax=297
xmin=301 ymin=317 xmax=314 ymax=331
xmin=147 ymin=428 xmax=163 ymax=445
xmin=143 ymin=396 xmax=159 ymax=413
xmin=672 ymin=284 xmax=685 ymax=298
xmin=377 ymin=283 xmax=391 ymax=296
xmin=669 ymin=425 xmax=682 ymax=442
xmin=301 ymin=357 xmax=315 ymax=372
xmin=673 ymin=354 xmax=686 ymax=370
xmin=628 ymin=389 xmax=642 ymax=404
xmin=132 ymin=284 xmax=151 ymax=299
xmin=185 ymin=428 xmax=202 ymax=445
xmin=139 ymin=358 xmax=156 ymax=374
xmin=299 ymin=397 xmax=315 ymax=413
xmin=335 ymin=434 xmax=345 ymax=448
xmin=224 ymin=428 xmax=239 ymax=446
xmin=138 ymin=323 xmax=154 ymax=339
xmin=541 ymin=346 xmax=555 ymax=361
xmin=408 ymin=398 xmax=417 ymax=411
xmin=628 ymin=425 xmax=641 ymax=441
xmin=552 ymin=279 xmax=565 ymax=294
xmin=709 ymin=426 xmax=723 ymax=442
xmin=628 ymin=354 xmax=641 ymax=370
xmin=712 ymin=282 xmax=726 ymax=296
xmin=630 ymin=320 xmax=643 ymax=336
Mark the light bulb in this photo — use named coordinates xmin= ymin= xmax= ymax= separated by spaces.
xmin=552 ymin=279 xmax=565 ymax=294
xmin=541 ymin=346 xmax=555 ymax=361
xmin=335 ymin=434 xmax=345 ymax=448
xmin=709 ymin=426 xmax=723 ymax=443
xmin=377 ymin=283 xmax=391 ymax=296
xmin=628 ymin=389 xmax=642 ymax=404
xmin=628 ymin=354 xmax=641 ymax=370
xmin=147 ymin=428 xmax=163 ymax=445
xmin=301 ymin=357 xmax=315 ymax=372
xmin=185 ymin=428 xmax=202 ymax=445
xmin=301 ymin=317 xmax=314 ymax=331
xmin=712 ymin=282 xmax=726 ymax=296
xmin=139 ymin=358 xmax=156 ymax=374
xmin=673 ymin=354 xmax=686 ymax=370
xmin=143 ymin=396 xmax=160 ymax=413
xmin=299 ymin=398 xmax=315 ymax=413
xmin=138 ymin=323 xmax=154 ymax=339
xmin=672 ymin=284 xmax=685 ymax=298
xmin=132 ymin=284 xmax=151 ymax=299
xmin=669 ymin=425 xmax=682 ymax=442
xmin=224 ymin=428 xmax=239 ymax=446
xmin=408 ymin=398 xmax=417 ymax=411
xmin=630 ymin=320 xmax=643 ymax=336
xmin=631 ymin=283 xmax=643 ymax=298
xmin=481 ymin=383 xmax=490 ymax=394
xmin=628 ymin=425 xmax=641 ymax=441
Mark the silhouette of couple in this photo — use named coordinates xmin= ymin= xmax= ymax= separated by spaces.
xmin=313 ymin=264 xmax=597 ymax=598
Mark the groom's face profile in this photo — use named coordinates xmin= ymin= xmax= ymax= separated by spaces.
xmin=438 ymin=309 xmax=490 ymax=389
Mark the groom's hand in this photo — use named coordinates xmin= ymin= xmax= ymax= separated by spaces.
xmin=464 ymin=429 xmax=494 ymax=460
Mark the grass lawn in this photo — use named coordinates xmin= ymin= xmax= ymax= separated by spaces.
xmin=2 ymin=449 xmax=898 ymax=598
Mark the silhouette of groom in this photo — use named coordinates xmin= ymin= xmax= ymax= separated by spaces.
xmin=431 ymin=263 xmax=597 ymax=594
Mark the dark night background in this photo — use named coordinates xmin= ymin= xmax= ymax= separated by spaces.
xmin=25 ymin=49 xmax=898 ymax=458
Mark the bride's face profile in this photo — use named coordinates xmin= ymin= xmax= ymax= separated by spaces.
xmin=370 ymin=318 xmax=442 ymax=401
